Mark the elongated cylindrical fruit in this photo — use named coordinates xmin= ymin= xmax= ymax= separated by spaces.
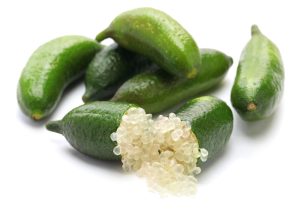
xmin=46 ymin=101 xmax=136 ymax=160
xmin=176 ymin=96 xmax=233 ymax=165
xmin=96 ymin=7 xmax=201 ymax=78
xmin=82 ymin=43 xmax=151 ymax=102
xmin=112 ymin=49 xmax=233 ymax=113
xmin=231 ymin=25 xmax=284 ymax=121
xmin=17 ymin=36 xmax=101 ymax=120
xmin=46 ymin=97 xmax=233 ymax=165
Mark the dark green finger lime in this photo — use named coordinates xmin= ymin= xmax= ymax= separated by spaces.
xmin=17 ymin=35 xmax=101 ymax=120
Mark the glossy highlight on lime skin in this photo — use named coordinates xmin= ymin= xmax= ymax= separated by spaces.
xmin=96 ymin=7 xmax=201 ymax=79
xmin=17 ymin=35 xmax=101 ymax=120
xmin=231 ymin=25 xmax=284 ymax=121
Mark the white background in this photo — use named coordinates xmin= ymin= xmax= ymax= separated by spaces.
xmin=0 ymin=0 xmax=299 ymax=216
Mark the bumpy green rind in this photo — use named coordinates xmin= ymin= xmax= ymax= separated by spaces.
xmin=46 ymin=101 xmax=136 ymax=160
xmin=96 ymin=7 xmax=201 ymax=78
xmin=112 ymin=49 xmax=233 ymax=113
xmin=176 ymin=96 xmax=233 ymax=166
xmin=83 ymin=43 xmax=151 ymax=102
xmin=231 ymin=25 xmax=284 ymax=121
xmin=17 ymin=36 xmax=101 ymax=120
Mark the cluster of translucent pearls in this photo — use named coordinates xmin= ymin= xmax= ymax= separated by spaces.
xmin=110 ymin=107 xmax=208 ymax=195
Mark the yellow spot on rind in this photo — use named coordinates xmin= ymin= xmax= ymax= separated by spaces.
xmin=187 ymin=68 xmax=197 ymax=79
xmin=31 ymin=112 xmax=42 ymax=121
xmin=247 ymin=102 xmax=257 ymax=111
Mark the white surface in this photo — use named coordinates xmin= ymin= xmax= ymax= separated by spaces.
xmin=0 ymin=0 xmax=299 ymax=216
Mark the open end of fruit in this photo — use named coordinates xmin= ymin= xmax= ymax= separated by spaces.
xmin=247 ymin=102 xmax=257 ymax=112
xmin=110 ymin=107 xmax=208 ymax=196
